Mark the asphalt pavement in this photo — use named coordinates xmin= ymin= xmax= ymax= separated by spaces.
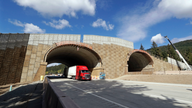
xmin=51 ymin=79 xmax=192 ymax=108
xmin=1 ymin=78 xmax=192 ymax=108
xmin=0 ymin=81 xmax=43 ymax=108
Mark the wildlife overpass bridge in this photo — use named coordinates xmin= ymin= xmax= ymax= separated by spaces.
xmin=0 ymin=33 xmax=179 ymax=85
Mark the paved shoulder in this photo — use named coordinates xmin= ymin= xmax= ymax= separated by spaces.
xmin=0 ymin=81 xmax=43 ymax=108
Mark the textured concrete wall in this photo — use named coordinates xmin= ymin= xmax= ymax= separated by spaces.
xmin=28 ymin=34 xmax=80 ymax=45
xmin=84 ymin=35 xmax=134 ymax=49
xmin=0 ymin=33 xmax=29 ymax=85
xmin=20 ymin=34 xmax=184 ymax=82
xmin=0 ymin=33 xmax=186 ymax=84
xmin=90 ymin=43 xmax=133 ymax=79
xmin=167 ymin=57 xmax=192 ymax=70
xmin=0 ymin=47 xmax=27 ymax=85
xmin=89 ymin=43 xmax=180 ymax=79
xmin=0 ymin=33 xmax=29 ymax=50
xmin=152 ymin=56 xmax=179 ymax=71
xmin=21 ymin=44 xmax=51 ymax=82
xmin=43 ymin=77 xmax=79 ymax=108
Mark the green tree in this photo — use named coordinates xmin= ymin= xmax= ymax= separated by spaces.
xmin=184 ymin=48 xmax=192 ymax=65
xmin=151 ymin=41 xmax=162 ymax=57
xmin=167 ymin=44 xmax=179 ymax=60
xmin=46 ymin=64 xmax=66 ymax=75
xmin=188 ymin=53 xmax=192 ymax=65
xmin=152 ymin=41 xmax=157 ymax=48
xmin=162 ymin=51 xmax=167 ymax=59
xmin=140 ymin=44 xmax=144 ymax=50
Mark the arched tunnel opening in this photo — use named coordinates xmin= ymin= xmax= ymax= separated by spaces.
xmin=128 ymin=51 xmax=153 ymax=72
xmin=45 ymin=44 xmax=101 ymax=77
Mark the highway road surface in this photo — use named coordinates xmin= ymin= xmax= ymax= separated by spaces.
xmin=51 ymin=79 xmax=192 ymax=108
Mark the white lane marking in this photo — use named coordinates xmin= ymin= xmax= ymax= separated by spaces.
xmin=145 ymin=94 xmax=192 ymax=105
xmin=65 ymin=83 xmax=129 ymax=108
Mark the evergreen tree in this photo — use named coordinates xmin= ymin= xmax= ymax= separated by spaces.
xmin=184 ymin=48 xmax=192 ymax=65
xmin=150 ymin=41 xmax=156 ymax=55
xmin=186 ymin=48 xmax=191 ymax=55
xmin=188 ymin=53 xmax=192 ymax=65
xmin=140 ymin=44 xmax=144 ymax=50
xmin=162 ymin=51 xmax=167 ymax=59
xmin=152 ymin=41 xmax=157 ymax=48
xmin=167 ymin=44 xmax=179 ymax=60
xmin=151 ymin=41 xmax=162 ymax=57
xmin=46 ymin=64 xmax=66 ymax=75
xmin=147 ymin=40 xmax=192 ymax=65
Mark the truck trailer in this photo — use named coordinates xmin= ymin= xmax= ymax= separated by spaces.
xmin=67 ymin=65 xmax=91 ymax=81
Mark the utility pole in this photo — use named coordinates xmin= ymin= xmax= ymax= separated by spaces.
xmin=164 ymin=36 xmax=192 ymax=70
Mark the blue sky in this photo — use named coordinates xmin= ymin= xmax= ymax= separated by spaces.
xmin=1 ymin=0 xmax=192 ymax=50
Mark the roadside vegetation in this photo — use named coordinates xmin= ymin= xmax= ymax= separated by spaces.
xmin=140 ymin=40 xmax=192 ymax=65
xmin=46 ymin=64 xmax=66 ymax=75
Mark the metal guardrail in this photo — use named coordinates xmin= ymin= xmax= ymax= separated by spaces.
xmin=43 ymin=77 xmax=80 ymax=108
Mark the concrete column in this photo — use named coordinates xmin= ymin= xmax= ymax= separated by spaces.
xmin=33 ymin=62 xmax=47 ymax=81
xmin=125 ymin=64 xmax=128 ymax=73
xmin=63 ymin=67 xmax=68 ymax=78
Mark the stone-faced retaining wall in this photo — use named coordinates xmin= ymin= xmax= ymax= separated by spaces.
xmin=0 ymin=33 xmax=185 ymax=85
xmin=0 ymin=47 xmax=27 ymax=85
xmin=90 ymin=43 xmax=133 ymax=79
xmin=0 ymin=33 xmax=29 ymax=85
xmin=20 ymin=34 xmax=81 ymax=83
xmin=90 ymin=43 xmax=180 ymax=79
xmin=152 ymin=56 xmax=179 ymax=72
xmin=21 ymin=44 xmax=53 ymax=82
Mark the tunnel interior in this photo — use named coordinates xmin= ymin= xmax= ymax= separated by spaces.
xmin=128 ymin=52 xmax=153 ymax=72
xmin=46 ymin=45 xmax=101 ymax=71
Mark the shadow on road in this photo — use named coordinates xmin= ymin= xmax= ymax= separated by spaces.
xmin=53 ymin=79 xmax=191 ymax=108
xmin=0 ymin=82 xmax=43 ymax=108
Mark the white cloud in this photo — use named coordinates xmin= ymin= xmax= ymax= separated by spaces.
xmin=14 ymin=0 xmax=96 ymax=17
xmin=158 ymin=0 xmax=192 ymax=19
xmin=190 ymin=21 xmax=192 ymax=24
xmin=43 ymin=19 xmax=71 ymax=29
xmin=24 ymin=23 xmax=45 ymax=33
xmin=117 ymin=0 xmax=192 ymax=42
xmin=171 ymin=35 xmax=192 ymax=43
xmin=92 ymin=19 xmax=114 ymax=30
xmin=108 ymin=24 xmax=114 ymax=30
xmin=151 ymin=33 xmax=165 ymax=44
xmin=8 ymin=19 xmax=24 ymax=27
xmin=47 ymin=63 xmax=61 ymax=67
xmin=9 ymin=19 xmax=45 ymax=33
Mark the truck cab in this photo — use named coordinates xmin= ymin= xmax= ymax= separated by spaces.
xmin=68 ymin=65 xmax=91 ymax=81
xmin=76 ymin=66 xmax=91 ymax=80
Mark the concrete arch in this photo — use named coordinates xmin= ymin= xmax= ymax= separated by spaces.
xmin=44 ymin=41 xmax=102 ymax=69
xmin=128 ymin=49 xmax=154 ymax=72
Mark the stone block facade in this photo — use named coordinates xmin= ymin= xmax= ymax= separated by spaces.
xmin=90 ymin=43 xmax=132 ymax=79
xmin=152 ymin=56 xmax=179 ymax=71
xmin=0 ymin=33 xmax=187 ymax=85
xmin=20 ymin=44 xmax=52 ymax=82
xmin=90 ymin=43 xmax=180 ymax=79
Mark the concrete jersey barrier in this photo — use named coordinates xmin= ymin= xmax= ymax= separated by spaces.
xmin=43 ymin=77 xmax=80 ymax=108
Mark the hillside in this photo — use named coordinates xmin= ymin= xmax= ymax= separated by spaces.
xmin=147 ymin=39 xmax=192 ymax=65
xmin=46 ymin=64 xmax=66 ymax=75
xmin=159 ymin=40 xmax=192 ymax=53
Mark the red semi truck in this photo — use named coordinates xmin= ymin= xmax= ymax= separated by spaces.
xmin=67 ymin=65 xmax=91 ymax=81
